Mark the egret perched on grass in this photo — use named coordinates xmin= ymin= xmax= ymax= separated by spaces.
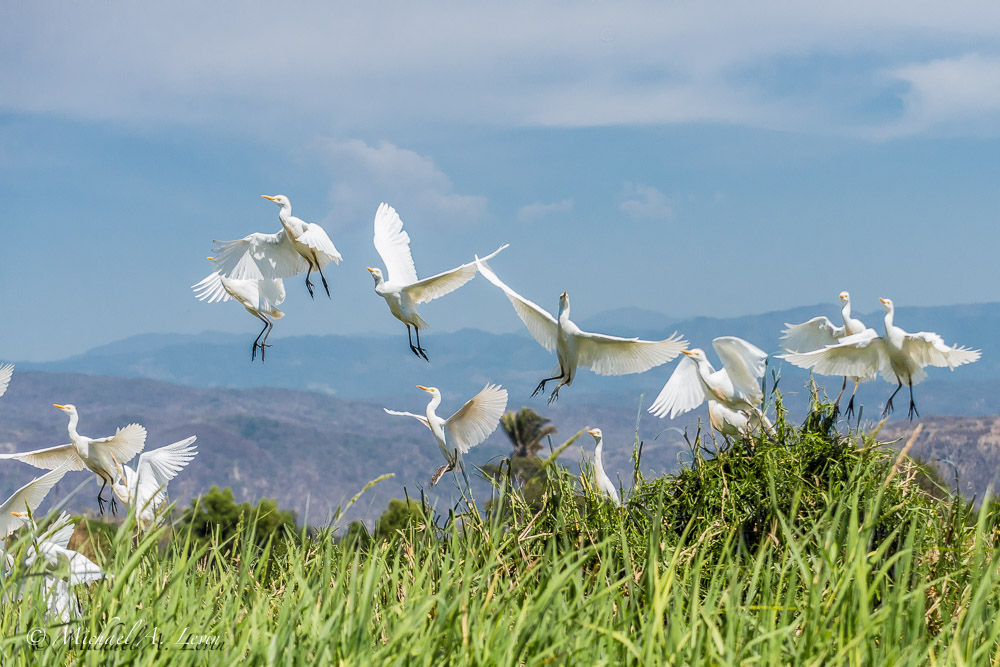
xmin=475 ymin=257 xmax=687 ymax=402
xmin=0 ymin=466 xmax=68 ymax=539
xmin=385 ymin=384 xmax=508 ymax=486
xmin=781 ymin=291 xmax=874 ymax=417
xmin=211 ymin=194 xmax=342 ymax=299
xmin=0 ymin=363 xmax=12 ymax=399
xmin=780 ymin=298 xmax=981 ymax=420
xmin=367 ymin=203 xmax=508 ymax=360
xmin=586 ymin=428 xmax=620 ymax=505
xmin=0 ymin=404 xmax=146 ymax=515
xmin=193 ymin=262 xmax=286 ymax=362
xmin=649 ymin=337 xmax=773 ymax=436
xmin=110 ymin=436 xmax=198 ymax=530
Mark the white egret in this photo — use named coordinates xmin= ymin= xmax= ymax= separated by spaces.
xmin=367 ymin=203 xmax=508 ymax=360
xmin=10 ymin=512 xmax=106 ymax=586
xmin=781 ymin=291 xmax=873 ymax=417
xmin=780 ymin=298 xmax=981 ymax=420
xmin=193 ymin=261 xmax=286 ymax=362
xmin=475 ymin=257 xmax=687 ymax=403
xmin=110 ymin=436 xmax=198 ymax=530
xmin=0 ymin=363 xmax=12 ymax=399
xmin=586 ymin=428 xmax=620 ymax=505
xmin=0 ymin=466 xmax=68 ymax=539
xmin=0 ymin=404 xmax=146 ymax=515
xmin=649 ymin=337 xmax=773 ymax=436
xmin=211 ymin=194 xmax=342 ymax=299
xmin=385 ymin=383 xmax=508 ymax=486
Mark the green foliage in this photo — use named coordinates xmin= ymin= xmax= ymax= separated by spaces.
xmin=500 ymin=407 xmax=557 ymax=458
xmin=344 ymin=497 xmax=431 ymax=547
xmin=178 ymin=485 xmax=297 ymax=550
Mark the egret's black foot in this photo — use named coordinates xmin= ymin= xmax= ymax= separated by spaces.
xmin=416 ymin=346 xmax=429 ymax=362
xmin=110 ymin=496 xmax=119 ymax=516
xmin=907 ymin=399 xmax=919 ymax=421
xmin=430 ymin=463 xmax=453 ymax=487
xmin=97 ymin=495 xmax=106 ymax=516
xmin=321 ymin=276 xmax=331 ymax=299
xmin=305 ymin=278 xmax=316 ymax=299
xmin=882 ymin=397 xmax=895 ymax=418
xmin=531 ymin=381 xmax=547 ymax=398
xmin=409 ymin=344 xmax=423 ymax=359
xmin=547 ymin=388 xmax=561 ymax=404
xmin=845 ymin=397 xmax=856 ymax=420
xmin=251 ymin=345 xmax=258 ymax=362
xmin=831 ymin=401 xmax=841 ymax=419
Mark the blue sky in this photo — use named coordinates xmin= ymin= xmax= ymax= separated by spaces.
xmin=2 ymin=2 xmax=999 ymax=361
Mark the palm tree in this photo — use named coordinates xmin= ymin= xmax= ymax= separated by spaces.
xmin=500 ymin=408 xmax=557 ymax=459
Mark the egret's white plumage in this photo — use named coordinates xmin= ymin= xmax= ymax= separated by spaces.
xmin=0 ymin=363 xmax=12 ymax=399
xmin=0 ymin=404 xmax=146 ymax=515
xmin=11 ymin=512 xmax=107 ymax=586
xmin=111 ymin=436 xmax=198 ymax=530
xmin=586 ymin=428 xmax=620 ymax=505
xmin=193 ymin=265 xmax=286 ymax=362
xmin=475 ymin=257 xmax=687 ymax=402
xmin=211 ymin=194 xmax=342 ymax=299
xmin=368 ymin=203 xmax=508 ymax=360
xmin=385 ymin=383 xmax=508 ymax=485
xmin=780 ymin=298 xmax=981 ymax=420
xmin=780 ymin=291 xmax=875 ymax=416
xmin=0 ymin=466 xmax=68 ymax=539
xmin=649 ymin=337 xmax=772 ymax=436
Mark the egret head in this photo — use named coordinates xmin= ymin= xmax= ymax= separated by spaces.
xmin=416 ymin=385 xmax=441 ymax=400
xmin=366 ymin=267 xmax=384 ymax=285
xmin=681 ymin=349 xmax=707 ymax=363
xmin=558 ymin=291 xmax=570 ymax=313
xmin=53 ymin=404 xmax=77 ymax=417
xmin=261 ymin=194 xmax=290 ymax=208
xmin=9 ymin=511 xmax=28 ymax=526
xmin=587 ymin=427 xmax=603 ymax=441
xmin=839 ymin=291 xmax=850 ymax=303
xmin=879 ymin=297 xmax=894 ymax=312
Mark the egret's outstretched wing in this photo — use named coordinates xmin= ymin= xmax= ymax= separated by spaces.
xmin=257 ymin=279 xmax=286 ymax=314
xmin=405 ymin=244 xmax=509 ymax=306
xmin=297 ymin=223 xmax=343 ymax=267
xmin=445 ymin=384 xmax=508 ymax=454
xmin=63 ymin=550 xmax=106 ymax=585
xmin=212 ymin=231 xmax=307 ymax=281
xmin=713 ymin=337 xmax=768 ymax=404
xmin=0 ymin=444 xmax=83 ymax=472
xmin=384 ymin=408 xmax=431 ymax=431
xmin=132 ymin=437 xmax=197 ymax=511
xmin=780 ymin=329 xmax=886 ymax=380
xmin=577 ymin=331 xmax=687 ymax=377
xmin=649 ymin=356 xmax=706 ymax=419
xmin=91 ymin=424 xmax=147 ymax=469
xmin=37 ymin=512 xmax=75 ymax=550
xmin=475 ymin=257 xmax=558 ymax=353
xmin=0 ymin=363 xmax=13 ymax=399
xmin=373 ymin=203 xmax=418 ymax=286
xmin=0 ymin=467 xmax=69 ymax=538
xmin=191 ymin=272 xmax=233 ymax=304
xmin=902 ymin=333 xmax=981 ymax=370
xmin=780 ymin=317 xmax=845 ymax=352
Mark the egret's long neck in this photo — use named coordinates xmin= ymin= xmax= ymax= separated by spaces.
xmin=595 ymin=439 xmax=604 ymax=464
xmin=277 ymin=202 xmax=292 ymax=223
xmin=841 ymin=300 xmax=851 ymax=325
xmin=65 ymin=411 xmax=80 ymax=441
xmin=883 ymin=307 xmax=894 ymax=331
xmin=425 ymin=393 xmax=442 ymax=422
xmin=557 ymin=300 xmax=570 ymax=325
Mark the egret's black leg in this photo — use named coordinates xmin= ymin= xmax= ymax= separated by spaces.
xmin=832 ymin=376 xmax=848 ymax=418
xmin=304 ymin=265 xmax=316 ymax=299
xmin=406 ymin=325 xmax=422 ymax=358
xmin=532 ymin=370 xmax=563 ymax=398
xmin=110 ymin=493 xmax=118 ymax=516
xmin=906 ymin=376 xmax=919 ymax=421
xmin=845 ymin=380 xmax=860 ymax=420
xmin=414 ymin=327 xmax=429 ymax=361
xmin=547 ymin=382 xmax=566 ymax=404
xmin=251 ymin=315 xmax=269 ymax=362
xmin=883 ymin=379 xmax=903 ymax=417
xmin=260 ymin=318 xmax=275 ymax=362
xmin=97 ymin=479 xmax=109 ymax=516
xmin=312 ymin=253 xmax=331 ymax=299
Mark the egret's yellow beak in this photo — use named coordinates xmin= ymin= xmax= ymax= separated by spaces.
xmin=206 ymin=256 xmax=214 ymax=261
xmin=587 ymin=428 xmax=598 ymax=436
xmin=261 ymin=195 xmax=278 ymax=201
xmin=53 ymin=404 xmax=67 ymax=410
xmin=560 ymin=291 xmax=567 ymax=298
xmin=681 ymin=350 xmax=694 ymax=356
xmin=879 ymin=298 xmax=888 ymax=305
xmin=10 ymin=511 xmax=26 ymax=518
xmin=416 ymin=385 xmax=430 ymax=392
xmin=366 ymin=267 xmax=375 ymax=273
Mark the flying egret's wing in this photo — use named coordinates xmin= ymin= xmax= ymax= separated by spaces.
xmin=576 ymin=330 xmax=687 ymax=376
xmin=257 ymin=278 xmax=286 ymax=314
xmin=649 ymin=356 xmax=706 ymax=419
xmin=0 ymin=363 xmax=13 ymax=399
xmin=91 ymin=424 xmax=147 ymax=470
xmin=384 ymin=408 xmax=431 ymax=431
xmin=902 ymin=332 xmax=981 ymax=370
xmin=405 ymin=244 xmax=509 ymax=306
xmin=211 ymin=230 xmax=307 ymax=281
xmin=297 ymin=223 xmax=343 ymax=267
xmin=445 ymin=384 xmax=508 ymax=453
xmin=373 ymin=203 xmax=419 ymax=285
xmin=713 ymin=337 xmax=768 ymax=404
xmin=191 ymin=272 xmax=233 ymax=304
xmin=37 ymin=512 xmax=75 ymax=550
xmin=0 ymin=467 xmax=69 ymax=538
xmin=474 ymin=257 xmax=558 ymax=353
xmin=0 ymin=444 xmax=83 ymax=472
xmin=779 ymin=329 xmax=885 ymax=380
xmin=133 ymin=437 xmax=198 ymax=510
xmin=780 ymin=317 xmax=845 ymax=352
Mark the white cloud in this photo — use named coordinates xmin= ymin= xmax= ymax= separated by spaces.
xmin=321 ymin=139 xmax=487 ymax=227
xmin=517 ymin=199 xmax=574 ymax=222
xmin=619 ymin=183 xmax=674 ymax=221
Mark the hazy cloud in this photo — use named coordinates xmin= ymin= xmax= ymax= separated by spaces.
xmin=517 ymin=199 xmax=574 ymax=222
xmin=619 ymin=183 xmax=674 ymax=221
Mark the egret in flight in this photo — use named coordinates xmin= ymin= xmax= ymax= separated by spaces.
xmin=111 ymin=436 xmax=198 ymax=530
xmin=586 ymin=428 xmax=620 ymax=505
xmin=781 ymin=291 xmax=873 ymax=417
xmin=0 ymin=363 xmax=12 ymax=399
xmin=0 ymin=404 xmax=146 ymax=515
xmin=211 ymin=194 xmax=342 ymax=299
xmin=367 ymin=202 xmax=508 ymax=360
xmin=649 ymin=337 xmax=773 ymax=436
xmin=0 ymin=466 xmax=68 ymax=539
xmin=385 ymin=383 xmax=508 ymax=486
xmin=475 ymin=257 xmax=687 ymax=402
xmin=780 ymin=298 xmax=981 ymax=420
xmin=193 ymin=262 xmax=286 ymax=362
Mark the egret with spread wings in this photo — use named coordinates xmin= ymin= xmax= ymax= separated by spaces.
xmin=586 ymin=428 xmax=620 ymax=506
xmin=193 ymin=262 xmax=286 ymax=362
xmin=780 ymin=298 xmax=980 ymax=420
xmin=0 ymin=466 xmax=68 ymax=539
xmin=780 ymin=291 xmax=874 ymax=417
xmin=367 ymin=203 xmax=507 ymax=360
xmin=0 ymin=404 xmax=146 ymax=515
xmin=210 ymin=194 xmax=342 ymax=299
xmin=649 ymin=337 xmax=773 ymax=436
xmin=475 ymin=257 xmax=687 ymax=403
xmin=111 ymin=436 xmax=198 ymax=530
xmin=385 ymin=384 xmax=508 ymax=486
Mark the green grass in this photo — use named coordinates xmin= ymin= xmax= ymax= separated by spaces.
xmin=1 ymin=402 xmax=999 ymax=665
